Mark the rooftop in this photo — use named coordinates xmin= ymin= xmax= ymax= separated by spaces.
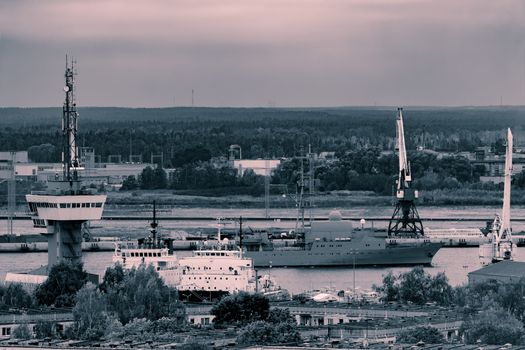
xmin=469 ymin=260 xmax=525 ymax=278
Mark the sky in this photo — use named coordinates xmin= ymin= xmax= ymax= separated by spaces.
xmin=0 ymin=0 xmax=524 ymax=107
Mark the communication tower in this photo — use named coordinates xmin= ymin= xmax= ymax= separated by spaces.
xmin=387 ymin=108 xmax=424 ymax=237
xmin=26 ymin=58 xmax=107 ymax=268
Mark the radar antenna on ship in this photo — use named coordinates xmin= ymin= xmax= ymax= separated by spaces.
xmin=387 ymin=108 xmax=424 ymax=237
xmin=479 ymin=128 xmax=514 ymax=264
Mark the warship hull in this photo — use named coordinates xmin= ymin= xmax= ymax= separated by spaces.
xmin=245 ymin=241 xmax=442 ymax=267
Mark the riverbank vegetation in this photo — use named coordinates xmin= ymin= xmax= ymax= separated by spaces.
xmin=1 ymin=107 xmax=525 ymax=206
xmin=1 ymin=107 xmax=524 ymax=161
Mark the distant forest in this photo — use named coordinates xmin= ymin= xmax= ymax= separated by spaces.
xmin=1 ymin=106 xmax=524 ymax=165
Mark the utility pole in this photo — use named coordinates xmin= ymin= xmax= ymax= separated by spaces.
xmin=265 ymin=159 xmax=270 ymax=219
xmin=7 ymin=152 xmax=16 ymax=236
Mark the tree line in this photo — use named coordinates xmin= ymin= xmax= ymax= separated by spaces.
xmin=374 ymin=267 xmax=525 ymax=345
xmin=120 ymin=147 xmax=525 ymax=197
xmin=1 ymin=107 xmax=523 ymax=165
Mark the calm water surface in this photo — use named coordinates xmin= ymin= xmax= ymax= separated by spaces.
xmin=1 ymin=205 xmax=524 ymax=294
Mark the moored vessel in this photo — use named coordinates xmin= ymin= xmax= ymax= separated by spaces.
xmin=177 ymin=240 xmax=257 ymax=301
xmin=243 ymin=108 xmax=441 ymax=268
xmin=243 ymin=212 xmax=441 ymax=267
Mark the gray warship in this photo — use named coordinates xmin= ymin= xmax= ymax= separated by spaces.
xmin=243 ymin=108 xmax=442 ymax=267
xmin=242 ymin=211 xmax=441 ymax=267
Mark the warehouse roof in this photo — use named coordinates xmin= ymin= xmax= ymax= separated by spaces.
xmin=469 ymin=260 xmax=525 ymax=278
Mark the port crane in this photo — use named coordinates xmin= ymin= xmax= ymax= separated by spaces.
xmin=479 ymin=128 xmax=514 ymax=264
xmin=388 ymin=108 xmax=424 ymax=237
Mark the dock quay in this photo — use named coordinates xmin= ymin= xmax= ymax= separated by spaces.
xmin=3 ymin=214 xmax=525 ymax=222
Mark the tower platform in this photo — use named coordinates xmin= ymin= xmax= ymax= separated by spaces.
xmin=26 ymin=186 xmax=106 ymax=267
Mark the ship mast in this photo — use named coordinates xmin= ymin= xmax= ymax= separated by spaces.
xmin=62 ymin=56 xmax=80 ymax=187
xmin=150 ymin=200 xmax=158 ymax=247
xmin=387 ymin=108 xmax=424 ymax=237
xmin=294 ymin=147 xmax=314 ymax=234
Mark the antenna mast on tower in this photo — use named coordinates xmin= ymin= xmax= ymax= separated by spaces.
xmin=62 ymin=56 xmax=80 ymax=186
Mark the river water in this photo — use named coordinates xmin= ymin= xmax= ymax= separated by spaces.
xmin=2 ymin=205 xmax=525 ymax=294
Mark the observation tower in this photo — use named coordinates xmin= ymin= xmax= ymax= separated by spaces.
xmin=26 ymin=59 xmax=106 ymax=268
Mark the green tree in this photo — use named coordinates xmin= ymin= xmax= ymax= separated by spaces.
xmin=138 ymin=166 xmax=155 ymax=189
xmin=427 ymin=272 xmax=453 ymax=305
xmin=398 ymin=266 xmax=431 ymax=305
xmin=120 ymin=175 xmax=139 ymax=191
xmin=375 ymin=267 xmax=453 ymax=306
xmin=374 ymin=271 xmax=398 ymax=303
xmin=2 ymin=283 xmax=33 ymax=309
xmin=396 ymin=326 xmax=444 ymax=344
xmin=152 ymin=167 xmax=168 ymax=189
xmin=34 ymin=320 xmax=57 ymax=339
xmin=72 ymin=284 xmax=109 ymax=340
xmin=461 ymin=306 xmax=525 ymax=345
xmin=34 ymin=261 xmax=87 ymax=307
xmin=101 ymin=265 xmax=184 ymax=325
xmin=12 ymin=323 xmax=32 ymax=340
xmin=236 ymin=320 xmax=301 ymax=346
xmin=496 ymin=279 xmax=525 ymax=321
xmin=171 ymin=145 xmax=212 ymax=167
xmin=267 ymin=308 xmax=295 ymax=325
xmin=211 ymin=292 xmax=270 ymax=326
xmin=28 ymin=143 xmax=59 ymax=162
xmin=99 ymin=263 xmax=125 ymax=293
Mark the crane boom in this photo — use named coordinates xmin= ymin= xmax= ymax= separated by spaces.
xmin=479 ymin=128 xmax=513 ymax=264
xmin=499 ymin=128 xmax=513 ymax=237
xmin=396 ymin=108 xmax=411 ymax=188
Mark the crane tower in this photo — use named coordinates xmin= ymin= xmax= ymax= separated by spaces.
xmin=479 ymin=128 xmax=514 ymax=264
xmin=387 ymin=108 xmax=424 ymax=237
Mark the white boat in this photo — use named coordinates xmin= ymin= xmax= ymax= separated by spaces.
xmin=177 ymin=240 xmax=257 ymax=301
xmin=113 ymin=209 xmax=274 ymax=301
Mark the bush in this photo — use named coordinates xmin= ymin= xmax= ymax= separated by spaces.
xmin=211 ymin=292 xmax=269 ymax=326
xmin=374 ymin=267 xmax=453 ymax=305
xmin=396 ymin=326 xmax=444 ymax=344
xmin=461 ymin=306 xmax=525 ymax=345
xmin=12 ymin=323 xmax=32 ymax=340
xmin=34 ymin=320 xmax=57 ymax=339
xmin=236 ymin=321 xmax=301 ymax=346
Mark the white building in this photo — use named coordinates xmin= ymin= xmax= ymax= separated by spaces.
xmin=232 ymin=159 xmax=281 ymax=176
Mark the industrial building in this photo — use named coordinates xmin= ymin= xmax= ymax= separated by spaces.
xmin=468 ymin=261 xmax=525 ymax=284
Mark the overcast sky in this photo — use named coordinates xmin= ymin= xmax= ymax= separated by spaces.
xmin=0 ymin=0 xmax=524 ymax=107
